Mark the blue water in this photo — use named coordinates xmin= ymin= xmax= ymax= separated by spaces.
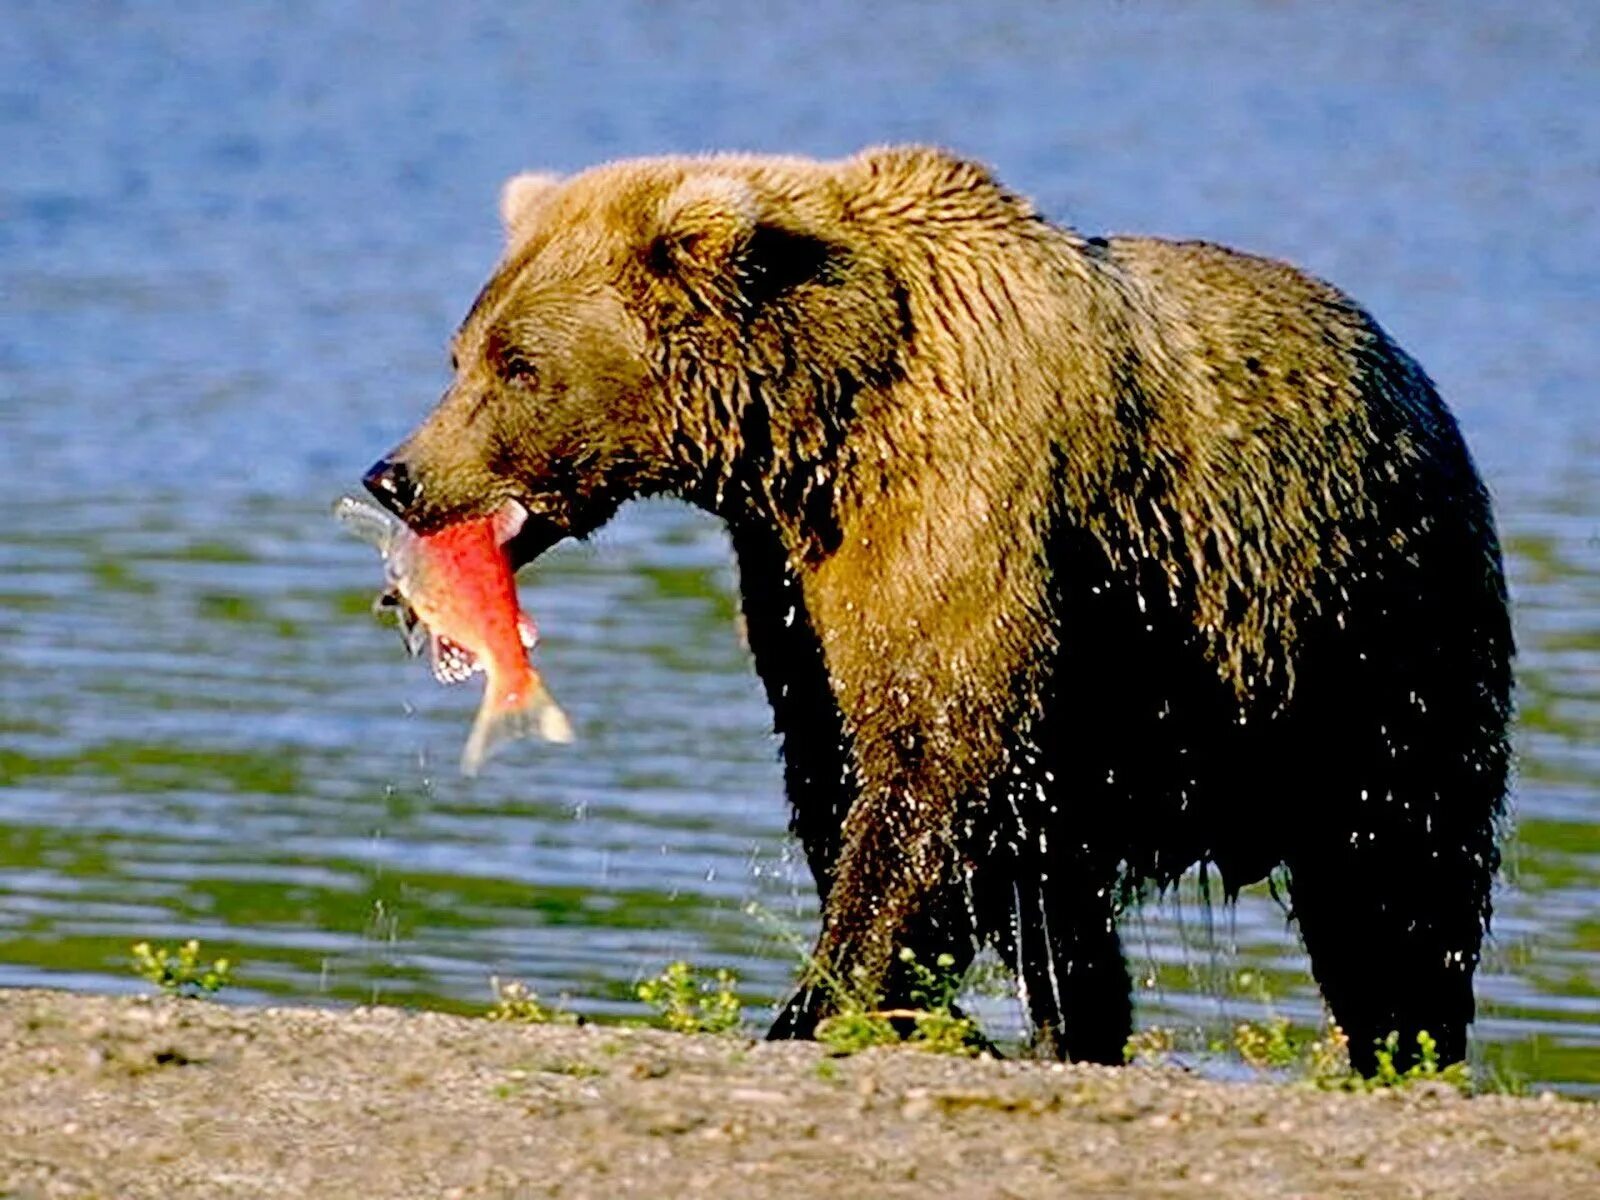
xmin=1 ymin=1 xmax=1596 ymax=1090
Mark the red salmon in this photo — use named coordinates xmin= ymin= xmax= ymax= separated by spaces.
xmin=336 ymin=495 xmax=573 ymax=774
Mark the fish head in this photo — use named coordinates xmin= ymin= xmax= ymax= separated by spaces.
xmin=336 ymin=497 xmax=429 ymax=654
xmin=332 ymin=494 xmax=401 ymax=553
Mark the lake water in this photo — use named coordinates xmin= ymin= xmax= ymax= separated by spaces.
xmin=2 ymin=1 xmax=1596 ymax=1092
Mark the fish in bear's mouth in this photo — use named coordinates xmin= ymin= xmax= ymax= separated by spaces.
xmin=371 ymin=497 xmax=538 ymax=682
xmin=335 ymin=492 xmax=572 ymax=773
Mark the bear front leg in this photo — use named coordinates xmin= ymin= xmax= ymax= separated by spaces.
xmin=767 ymin=783 xmax=982 ymax=1042
xmin=986 ymin=866 xmax=1133 ymax=1064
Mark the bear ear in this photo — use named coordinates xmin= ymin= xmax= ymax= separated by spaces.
xmin=499 ymin=171 xmax=562 ymax=245
xmin=653 ymin=174 xmax=759 ymax=272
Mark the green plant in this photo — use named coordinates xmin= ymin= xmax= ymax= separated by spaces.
xmin=1304 ymin=1022 xmax=1351 ymax=1082
xmin=1229 ymin=969 xmax=1338 ymax=1077
xmin=485 ymin=977 xmax=579 ymax=1025
xmin=636 ymin=961 xmax=743 ymax=1035
xmin=813 ymin=950 xmax=981 ymax=1057
xmin=898 ymin=948 xmax=981 ymax=1054
xmin=907 ymin=1006 xmax=979 ymax=1055
xmin=1224 ymin=968 xmax=1470 ymax=1092
xmin=1362 ymin=1030 xmax=1473 ymax=1093
xmin=130 ymin=940 xmax=231 ymax=998
xmin=1293 ymin=1025 xmax=1473 ymax=1094
xmin=816 ymin=1007 xmax=899 ymax=1055
xmin=1234 ymin=1015 xmax=1298 ymax=1070
xmin=745 ymin=904 xmax=987 ymax=1057
xmin=1470 ymin=1059 xmax=1531 ymax=1097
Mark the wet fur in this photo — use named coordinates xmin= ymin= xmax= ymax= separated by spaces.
xmin=381 ymin=147 xmax=1513 ymax=1072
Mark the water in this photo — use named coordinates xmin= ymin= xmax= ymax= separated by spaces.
xmin=2 ymin=1 xmax=1596 ymax=1091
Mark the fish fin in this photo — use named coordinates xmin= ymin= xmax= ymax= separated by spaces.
xmin=517 ymin=612 xmax=539 ymax=650
xmin=373 ymin=589 xmax=428 ymax=656
xmin=332 ymin=495 xmax=399 ymax=552
xmin=401 ymin=606 xmax=429 ymax=657
xmin=460 ymin=681 xmax=574 ymax=776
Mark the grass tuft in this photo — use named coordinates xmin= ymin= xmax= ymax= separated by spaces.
xmin=636 ymin=961 xmax=744 ymax=1035
xmin=485 ymin=977 xmax=580 ymax=1025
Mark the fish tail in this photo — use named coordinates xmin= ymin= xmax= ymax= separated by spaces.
xmin=460 ymin=677 xmax=574 ymax=776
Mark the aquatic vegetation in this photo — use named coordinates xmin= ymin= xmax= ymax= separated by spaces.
xmin=130 ymin=940 xmax=232 ymax=998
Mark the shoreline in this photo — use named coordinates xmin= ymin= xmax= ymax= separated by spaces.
xmin=1 ymin=988 xmax=1595 ymax=1198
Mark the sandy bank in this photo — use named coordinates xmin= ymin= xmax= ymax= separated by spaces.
xmin=0 ymin=989 xmax=1594 ymax=1198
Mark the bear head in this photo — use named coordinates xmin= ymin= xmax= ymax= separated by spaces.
xmin=363 ymin=148 xmax=1016 ymax=564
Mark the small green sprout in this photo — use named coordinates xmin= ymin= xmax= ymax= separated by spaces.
xmin=130 ymin=940 xmax=232 ymax=998
xmin=899 ymin=948 xmax=981 ymax=1055
xmin=1304 ymin=1022 xmax=1352 ymax=1082
xmin=1303 ymin=1026 xmax=1471 ymax=1093
xmin=907 ymin=1007 xmax=980 ymax=1056
xmin=1361 ymin=1030 xmax=1473 ymax=1092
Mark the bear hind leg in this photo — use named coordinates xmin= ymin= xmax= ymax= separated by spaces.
xmin=1287 ymin=826 xmax=1493 ymax=1076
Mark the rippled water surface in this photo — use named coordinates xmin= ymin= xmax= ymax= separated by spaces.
xmin=2 ymin=2 xmax=1596 ymax=1091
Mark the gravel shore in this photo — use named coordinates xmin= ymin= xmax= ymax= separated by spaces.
xmin=0 ymin=989 xmax=1595 ymax=1199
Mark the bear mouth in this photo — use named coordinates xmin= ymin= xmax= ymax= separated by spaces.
xmin=502 ymin=500 xmax=568 ymax=574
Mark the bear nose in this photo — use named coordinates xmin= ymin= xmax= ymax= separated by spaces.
xmin=363 ymin=457 xmax=421 ymax=518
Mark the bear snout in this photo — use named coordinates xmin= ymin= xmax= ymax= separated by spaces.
xmin=362 ymin=457 xmax=422 ymax=520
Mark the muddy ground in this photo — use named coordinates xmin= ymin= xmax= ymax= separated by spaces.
xmin=0 ymin=990 xmax=1595 ymax=1199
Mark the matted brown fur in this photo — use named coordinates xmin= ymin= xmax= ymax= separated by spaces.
xmin=364 ymin=147 xmax=1513 ymax=1072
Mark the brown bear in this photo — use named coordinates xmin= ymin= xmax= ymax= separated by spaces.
xmin=362 ymin=147 xmax=1513 ymax=1073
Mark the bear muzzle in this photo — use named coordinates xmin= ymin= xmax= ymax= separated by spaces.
xmin=363 ymin=457 xmax=422 ymax=521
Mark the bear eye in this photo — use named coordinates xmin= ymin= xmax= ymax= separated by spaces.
xmin=743 ymin=225 xmax=836 ymax=298
xmin=484 ymin=327 xmax=539 ymax=388
xmin=499 ymin=346 xmax=540 ymax=388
